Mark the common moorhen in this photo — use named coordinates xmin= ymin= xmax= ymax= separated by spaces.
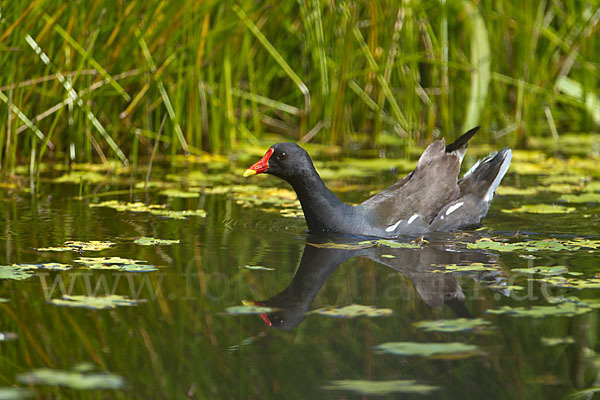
xmin=243 ymin=127 xmax=511 ymax=237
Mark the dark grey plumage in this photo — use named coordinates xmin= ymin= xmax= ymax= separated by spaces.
xmin=249 ymin=128 xmax=511 ymax=237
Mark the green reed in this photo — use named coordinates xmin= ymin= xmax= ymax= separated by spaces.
xmin=0 ymin=1 xmax=598 ymax=171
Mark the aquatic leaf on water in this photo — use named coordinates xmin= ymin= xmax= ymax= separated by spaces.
xmin=159 ymin=189 xmax=200 ymax=198
xmin=432 ymin=263 xmax=500 ymax=274
xmin=465 ymin=238 xmax=599 ymax=253
xmin=52 ymin=171 xmax=108 ymax=184
xmin=36 ymin=240 xmax=115 ymax=252
xmin=583 ymin=181 xmax=600 ymax=192
xmin=375 ymin=342 xmax=482 ymax=358
xmin=49 ymin=295 xmax=144 ymax=309
xmin=486 ymin=297 xmax=600 ymax=318
xmin=0 ymin=266 xmax=35 ymax=280
xmin=149 ymin=209 xmax=207 ymax=219
xmin=75 ymin=257 xmax=144 ymax=265
xmin=541 ymin=336 xmax=575 ymax=346
xmin=0 ymin=387 xmax=32 ymax=399
xmin=90 ymin=200 xmax=206 ymax=219
xmin=325 ymin=379 xmax=439 ymax=396
xmin=226 ymin=305 xmax=276 ymax=315
xmin=307 ymin=240 xmax=377 ymax=250
xmin=90 ymin=200 xmax=166 ymax=213
xmin=312 ymin=304 xmax=393 ymax=318
xmin=119 ymin=264 xmax=159 ymax=272
xmin=241 ymin=265 xmax=274 ymax=271
xmin=413 ymin=318 xmax=491 ymax=333
xmin=17 ymin=368 xmax=124 ymax=389
xmin=496 ymin=186 xmax=539 ymax=196
xmin=511 ymin=266 xmax=569 ymax=276
xmin=134 ymin=237 xmax=180 ymax=246
xmin=14 ymin=263 xmax=72 ymax=271
xmin=536 ymin=276 xmax=600 ymax=290
xmin=381 ymin=254 xmax=396 ymax=259
xmin=376 ymin=239 xmax=420 ymax=249
xmin=502 ymin=204 xmax=576 ymax=214
xmin=539 ymin=175 xmax=587 ymax=185
xmin=560 ymin=193 xmax=600 ymax=203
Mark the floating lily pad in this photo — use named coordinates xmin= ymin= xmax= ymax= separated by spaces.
xmin=149 ymin=209 xmax=207 ymax=219
xmin=541 ymin=336 xmax=575 ymax=346
xmin=90 ymin=200 xmax=166 ymax=213
xmin=381 ymin=254 xmax=396 ymax=259
xmin=560 ymin=193 xmax=600 ymax=203
xmin=49 ymin=295 xmax=144 ymax=309
xmin=241 ymin=265 xmax=274 ymax=271
xmin=226 ymin=305 xmax=276 ymax=315
xmin=74 ymin=257 xmax=158 ymax=272
xmin=90 ymin=200 xmax=206 ymax=219
xmin=75 ymin=257 xmax=143 ymax=265
xmin=496 ymin=186 xmax=539 ymax=196
xmin=376 ymin=239 xmax=420 ymax=249
xmin=325 ymin=379 xmax=438 ymax=396
xmin=36 ymin=240 xmax=115 ymax=252
xmin=14 ymin=263 xmax=72 ymax=271
xmin=0 ymin=266 xmax=35 ymax=280
xmin=432 ymin=263 xmax=500 ymax=273
xmin=307 ymin=240 xmax=377 ymax=250
xmin=17 ymin=368 xmax=124 ymax=389
xmin=465 ymin=238 xmax=598 ymax=253
xmin=413 ymin=318 xmax=491 ymax=333
xmin=159 ymin=189 xmax=200 ymax=198
xmin=583 ymin=181 xmax=600 ymax=192
xmin=537 ymin=276 xmax=600 ymax=290
xmin=502 ymin=204 xmax=576 ymax=214
xmin=512 ymin=266 xmax=569 ymax=276
xmin=133 ymin=237 xmax=180 ymax=246
xmin=0 ymin=387 xmax=32 ymax=399
xmin=53 ymin=171 xmax=108 ymax=184
xmin=313 ymin=304 xmax=393 ymax=318
xmin=375 ymin=342 xmax=482 ymax=358
xmin=486 ymin=297 xmax=600 ymax=318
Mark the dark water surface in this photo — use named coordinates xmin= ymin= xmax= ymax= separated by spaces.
xmin=1 ymin=146 xmax=599 ymax=399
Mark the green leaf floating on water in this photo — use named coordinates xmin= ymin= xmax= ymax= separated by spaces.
xmin=0 ymin=387 xmax=33 ymax=399
xmin=502 ymin=204 xmax=576 ymax=214
xmin=486 ymin=297 xmax=600 ymax=318
xmin=0 ymin=266 xmax=35 ymax=280
xmin=74 ymin=257 xmax=158 ymax=272
xmin=50 ymin=295 xmax=144 ymax=309
xmin=134 ymin=237 xmax=180 ymax=246
xmin=17 ymin=368 xmax=124 ymax=389
xmin=90 ymin=200 xmax=206 ymax=219
xmin=376 ymin=239 xmax=421 ymax=249
xmin=496 ymin=186 xmax=539 ymax=196
xmin=325 ymin=379 xmax=439 ymax=396
xmin=432 ymin=263 xmax=500 ymax=273
xmin=36 ymin=240 xmax=115 ymax=252
xmin=53 ymin=171 xmax=108 ymax=184
xmin=466 ymin=238 xmax=600 ymax=252
xmin=536 ymin=276 xmax=600 ymax=289
xmin=375 ymin=342 xmax=482 ymax=358
xmin=226 ymin=305 xmax=276 ymax=315
xmin=413 ymin=318 xmax=491 ymax=333
xmin=512 ymin=266 xmax=569 ymax=276
xmin=159 ymin=189 xmax=200 ymax=198
xmin=14 ymin=263 xmax=72 ymax=271
xmin=312 ymin=304 xmax=393 ymax=318
xmin=560 ymin=193 xmax=600 ymax=203
xmin=307 ymin=240 xmax=377 ymax=250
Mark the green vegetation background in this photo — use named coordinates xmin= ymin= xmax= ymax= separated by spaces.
xmin=1 ymin=1 xmax=598 ymax=170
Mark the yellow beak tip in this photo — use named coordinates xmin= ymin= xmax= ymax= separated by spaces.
xmin=243 ymin=169 xmax=257 ymax=177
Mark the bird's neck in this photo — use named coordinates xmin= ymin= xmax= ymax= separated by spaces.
xmin=288 ymin=169 xmax=355 ymax=234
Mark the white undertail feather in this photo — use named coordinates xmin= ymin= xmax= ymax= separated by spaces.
xmin=484 ymin=150 xmax=512 ymax=202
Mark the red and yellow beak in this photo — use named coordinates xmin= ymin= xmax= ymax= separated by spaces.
xmin=243 ymin=148 xmax=274 ymax=177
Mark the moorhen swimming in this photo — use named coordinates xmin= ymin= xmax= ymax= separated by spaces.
xmin=243 ymin=127 xmax=511 ymax=237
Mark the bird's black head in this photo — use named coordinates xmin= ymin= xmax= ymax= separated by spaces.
xmin=243 ymin=143 xmax=314 ymax=181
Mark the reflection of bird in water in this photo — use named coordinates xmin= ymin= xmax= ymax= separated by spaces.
xmin=249 ymin=234 xmax=501 ymax=330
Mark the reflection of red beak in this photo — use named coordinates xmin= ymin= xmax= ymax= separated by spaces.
xmin=243 ymin=148 xmax=273 ymax=177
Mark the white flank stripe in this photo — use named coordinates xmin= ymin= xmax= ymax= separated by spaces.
xmin=446 ymin=202 xmax=464 ymax=216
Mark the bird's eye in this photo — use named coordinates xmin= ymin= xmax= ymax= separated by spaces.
xmin=278 ymin=152 xmax=287 ymax=160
